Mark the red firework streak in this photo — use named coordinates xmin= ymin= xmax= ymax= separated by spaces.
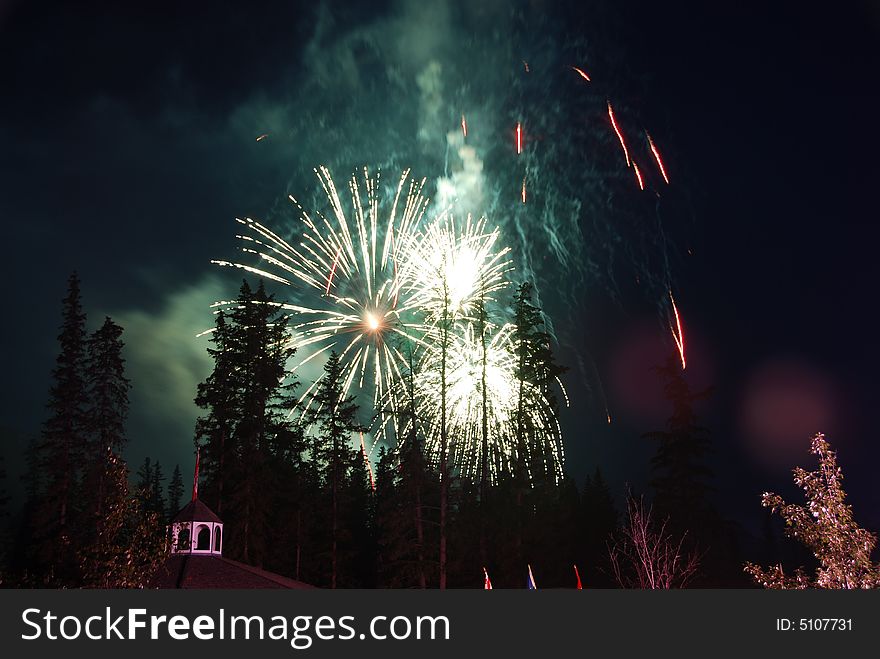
xmin=633 ymin=160 xmax=645 ymax=190
xmin=669 ymin=292 xmax=686 ymax=370
xmin=461 ymin=114 xmax=467 ymax=138
xmin=607 ymin=101 xmax=630 ymax=166
xmin=359 ymin=433 xmax=376 ymax=491
xmin=483 ymin=567 xmax=493 ymax=589
xmin=571 ymin=65 xmax=591 ymax=82
xmin=324 ymin=245 xmax=342 ymax=295
xmin=646 ymin=132 xmax=670 ymax=184
xmin=574 ymin=564 xmax=583 ymax=589
xmin=516 ymin=121 xmax=523 ymax=154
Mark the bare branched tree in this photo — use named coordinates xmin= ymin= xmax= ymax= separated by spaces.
xmin=607 ymin=494 xmax=701 ymax=589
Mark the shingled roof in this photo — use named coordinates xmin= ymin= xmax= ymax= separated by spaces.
xmin=151 ymin=554 xmax=315 ymax=589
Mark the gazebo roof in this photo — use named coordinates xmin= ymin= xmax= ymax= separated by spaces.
xmin=172 ymin=498 xmax=222 ymax=524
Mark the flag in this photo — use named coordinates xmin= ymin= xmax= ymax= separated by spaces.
xmin=527 ymin=564 xmax=537 ymax=590
xmin=192 ymin=447 xmax=200 ymax=501
xmin=483 ymin=567 xmax=493 ymax=590
xmin=574 ymin=564 xmax=583 ymax=589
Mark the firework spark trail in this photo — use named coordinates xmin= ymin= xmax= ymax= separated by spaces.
xmin=607 ymin=101 xmax=630 ymax=167
xmin=516 ymin=121 xmax=523 ymax=155
xmin=213 ymin=167 xmax=432 ymax=432
xmin=324 ymin=245 xmax=342 ymax=295
xmin=633 ymin=160 xmax=645 ymax=191
xmin=407 ymin=322 xmax=565 ymax=485
xmin=669 ymin=291 xmax=686 ymax=370
xmin=571 ymin=65 xmax=591 ymax=82
xmin=256 ymin=133 xmax=269 ymax=142
xmin=461 ymin=114 xmax=467 ymax=138
xmin=521 ymin=176 xmax=527 ymax=203
xmin=646 ymin=132 xmax=670 ymax=184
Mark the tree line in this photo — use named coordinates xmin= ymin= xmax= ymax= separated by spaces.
xmin=1 ymin=273 xmax=876 ymax=588
xmin=0 ymin=273 xmax=171 ymax=586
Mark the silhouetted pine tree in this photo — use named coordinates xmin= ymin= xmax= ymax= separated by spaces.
xmin=151 ymin=462 xmax=166 ymax=526
xmin=340 ymin=447 xmax=374 ymax=586
xmin=227 ymin=280 xmax=298 ymax=566
xmin=38 ymin=272 xmax=89 ymax=582
xmin=307 ymin=351 xmax=364 ymax=588
xmin=644 ymin=356 xmax=713 ymax=526
xmin=194 ymin=279 xmax=300 ymax=568
xmin=80 ymin=316 xmax=130 ymax=549
xmin=10 ymin=437 xmax=42 ymax=582
xmin=194 ymin=308 xmax=238 ymax=515
xmin=580 ymin=468 xmax=618 ymax=587
xmin=167 ymin=464 xmax=184 ymax=519
xmin=512 ymin=282 xmax=566 ymax=484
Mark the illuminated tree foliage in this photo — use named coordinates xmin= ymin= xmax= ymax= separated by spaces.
xmin=744 ymin=433 xmax=880 ymax=589
xmin=78 ymin=450 xmax=167 ymax=589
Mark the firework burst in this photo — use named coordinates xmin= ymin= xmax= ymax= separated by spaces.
xmin=212 ymin=166 xmax=432 ymax=425
xmin=396 ymin=212 xmax=513 ymax=323
xmin=408 ymin=321 xmax=564 ymax=485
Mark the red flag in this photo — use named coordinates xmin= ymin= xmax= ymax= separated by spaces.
xmin=574 ymin=564 xmax=583 ymax=589
xmin=192 ymin=447 xmax=200 ymax=501
xmin=483 ymin=567 xmax=493 ymax=590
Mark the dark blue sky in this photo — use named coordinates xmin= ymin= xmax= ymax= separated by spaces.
xmin=2 ymin=0 xmax=878 ymax=538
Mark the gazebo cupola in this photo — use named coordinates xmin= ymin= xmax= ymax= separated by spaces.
xmin=170 ymin=449 xmax=223 ymax=555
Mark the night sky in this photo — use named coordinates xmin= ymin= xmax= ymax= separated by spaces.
xmin=2 ymin=0 xmax=879 ymax=542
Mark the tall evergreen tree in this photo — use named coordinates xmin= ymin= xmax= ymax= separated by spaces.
xmin=151 ymin=462 xmax=166 ymax=526
xmin=228 ymin=280 xmax=298 ymax=566
xmin=194 ymin=279 xmax=300 ymax=567
xmin=511 ymin=282 xmax=566 ymax=484
xmin=194 ymin=309 xmax=238 ymax=515
xmin=167 ymin=464 xmax=184 ymax=519
xmin=10 ymin=437 xmax=42 ymax=582
xmin=580 ymin=468 xmax=618 ymax=587
xmin=81 ymin=316 xmax=131 ymax=538
xmin=85 ymin=317 xmax=130 ymax=454
xmin=307 ymin=351 xmax=363 ymax=588
xmin=39 ymin=272 xmax=89 ymax=580
xmin=643 ymin=355 xmax=714 ymax=532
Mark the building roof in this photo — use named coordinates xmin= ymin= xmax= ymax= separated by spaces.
xmin=151 ymin=554 xmax=315 ymax=589
xmin=172 ymin=499 xmax=223 ymax=524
